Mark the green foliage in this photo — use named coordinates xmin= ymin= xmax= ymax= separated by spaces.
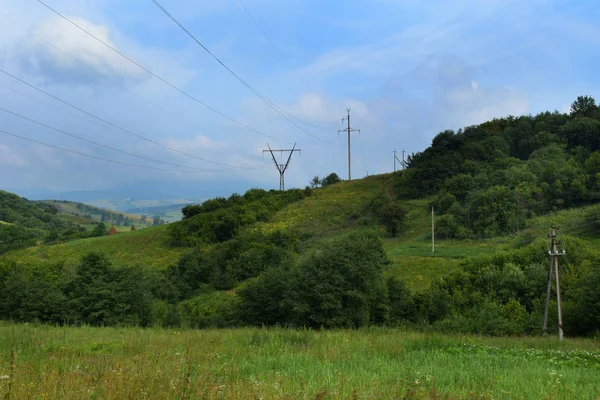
xmin=0 ymin=260 xmax=69 ymax=323
xmin=170 ymin=188 xmax=309 ymax=246
xmin=570 ymin=95 xmax=598 ymax=118
xmin=379 ymin=201 xmax=407 ymax=237
xmin=0 ymin=190 xmax=74 ymax=253
xmin=178 ymin=291 xmax=236 ymax=328
xmin=238 ymin=230 xmax=390 ymax=328
xmin=321 ymin=172 xmax=342 ymax=186
xmin=90 ymin=222 xmax=107 ymax=237
xmin=392 ymin=98 xmax=600 ymax=238
xmin=66 ymin=252 xmax=152 ymax=326
xmin=386 ymin=277 xmax=416 ymax=324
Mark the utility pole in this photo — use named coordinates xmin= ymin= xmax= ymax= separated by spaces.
xmin=262 ymin=143 xmax=301 ymax=191
xmin=431 ymin=206 xmax=435 ymax=253
xmin=402 ymin=149 xmax=405 ymax=178
xmin=339 ymin=109 xmax=360 ymax=181
xmin=543 ymin=226 xmax=566 ymax=340
xmin=394 ymin=149 xmax=407 ymax=177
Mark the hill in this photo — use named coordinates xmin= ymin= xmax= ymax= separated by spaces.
xmin=0 ymin=190 xmax=76 ymax=253
xmin=40 ymin=200 xmax=166 ymax=230
xmin=2 ymin=95 xmax=600 ymax=336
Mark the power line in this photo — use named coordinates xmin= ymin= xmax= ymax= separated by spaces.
xmin=148 ymin=0 xmax=337 ymax=145
xmin=35 ymin=0 xmax=291 ymax=145
xmin=0 ymin=67 xmax=244 ymax=168
xmin=0 ymin=106 xmax=244 ymax=172
xmin=1 ymin=12 xmax=214 ymax=136
xmin=235 ymin=1 xmax=341 ymax=133
xmin=0 ymin=82 xmax=132 ymax=138
xmin=0 ymin=128 xmax=261 ymax=173
xmin=236 ymin=0 xmax=312 ymax=92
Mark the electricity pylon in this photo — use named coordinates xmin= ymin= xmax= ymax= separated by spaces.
xmin=262 ymin=143 xmax=301 ymax=190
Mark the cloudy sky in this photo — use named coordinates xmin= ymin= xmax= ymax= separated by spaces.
xmin=0 ymin=0 xmax=598 ymax=200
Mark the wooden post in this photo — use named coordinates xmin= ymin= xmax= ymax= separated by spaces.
xmin=432 ymin=206 xmax=435 ymax=253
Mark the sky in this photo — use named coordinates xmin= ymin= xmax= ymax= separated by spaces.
xmin=0 ymin=0 xmax=599 ymax=200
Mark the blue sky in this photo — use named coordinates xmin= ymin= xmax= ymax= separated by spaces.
xmin=0 ymin=0 xmax=599 ymax=200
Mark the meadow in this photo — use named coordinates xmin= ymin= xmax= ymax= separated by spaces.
xmin=0 ymin=323 xmax=598 ymax=399
xmin=3 ymin=224 xmax=183 ymax=268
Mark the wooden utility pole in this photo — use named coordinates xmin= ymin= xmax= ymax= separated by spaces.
xmin=431 ymin=206 xmax=435 ymax=253
xmin=262 ymin=143 xmax=301 ymax=191
xmin=543 ymin=226 xmax=565 ymax=340
xmin=339 ymin=109 xmax=360 ymax=180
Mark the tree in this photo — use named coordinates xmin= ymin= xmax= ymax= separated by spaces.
xmin=570 ymin=95 xmax=597 ymax=118
xmin=321 ymin=172 xmax=342 ymax=187
xmin=310 ymin=176 xmax=321 ymax=189
xmin=285 ymin=231 xmax=389 ymax=328
xmin=153 ymin=215 xmax=161 ymax=226
xmin=380 ymin=201 xmax=407 ymax=237
xmin=90 ymin=222 xmax=107 ymax=237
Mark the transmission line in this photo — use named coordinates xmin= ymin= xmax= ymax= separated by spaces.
xmin=0 ymin=128 xmax=260 ymax=173
xmin=0 ymin=106 xmax=248 ymax=172
xmin=235 ymin=1 xmax=340 ymax=133
xmin=0 ymin=68 xmax=247 ymax=168
xmin=148 ymin=0 xmax=336 ymax=145
xmin=236 ymin=0 xmax=311 ymax=92
xmin=35 ymin=0 xmax=292 ymax=144
xmin=1 ymin=12 xmax=215 ymax=136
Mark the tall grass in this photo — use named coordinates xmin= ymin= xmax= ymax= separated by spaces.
xmin=0 ymin=323 xmax=598 ymax=399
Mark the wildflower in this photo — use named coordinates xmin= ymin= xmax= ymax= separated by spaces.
xmin=0 ymin=375 xmax=9 ymax=380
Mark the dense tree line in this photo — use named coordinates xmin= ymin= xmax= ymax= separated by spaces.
xmin=2 ymin=229 xmax=599 ymax=336
xmin=393 ymin=96 xmax=600 ymax=238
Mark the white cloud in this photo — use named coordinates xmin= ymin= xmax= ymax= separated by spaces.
xmin=11 ymin=16 xmax=149 ymax=85
xmin=284 ymin=93 xmax=369 ymax=124
xmin=0 ymin=144 xmax=27 ymax=166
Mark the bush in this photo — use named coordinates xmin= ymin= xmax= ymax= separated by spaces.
xmin=287 ymin=230 xmax=389 ymax=328
xmin=238 ymin=230 xmax=390 ymax=328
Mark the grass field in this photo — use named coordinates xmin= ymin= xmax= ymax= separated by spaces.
xmin=0 ymin=323 xmax=598 ymax=399
xmin=3 ymin=225 xmax=183 ymax=268
xmin=255 ymin=174 xmax=390 ymax=237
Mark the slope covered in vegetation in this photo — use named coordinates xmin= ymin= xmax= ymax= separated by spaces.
xmin=2 ymin=96 xmax=600 ymax=337
xmin=0 ymin=190 xmax=75 ymax=253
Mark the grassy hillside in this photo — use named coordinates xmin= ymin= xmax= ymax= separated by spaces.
xmin=42 ymin=200 xmax=157 ymax=230
xmin=0 ymin=190 xmax=75 ymax=253
xmin=4 ymin=224 xmax=181 ymax=268
xmin=5 ymin=174 xmax=600 ymax=290
xmin=254 ymin=174 xmax=389 ymax=236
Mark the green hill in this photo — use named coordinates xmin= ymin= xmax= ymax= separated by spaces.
xmin=0 ymin=190 xmax=75 ymax=253
xmin=5 ymin=224 xmax=180 ymax=268
xmin=40 ymin=200 xmax=163 ymax=231
xmin=2 ymin=95 xmax=600 ymax=336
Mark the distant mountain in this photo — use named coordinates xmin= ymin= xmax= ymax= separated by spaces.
xmin=4 ymin=179 xmax=261 ymax=205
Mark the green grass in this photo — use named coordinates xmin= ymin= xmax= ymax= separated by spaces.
xmin=4 ymin=174 xmax=599 ymax=290
xmin=0 ymin=323 xmax=598 ymax=399
xmin=3 ymin=225 xmax=183 ymax=269
xmin=254 ymin=175 xmax=390 ymax=237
